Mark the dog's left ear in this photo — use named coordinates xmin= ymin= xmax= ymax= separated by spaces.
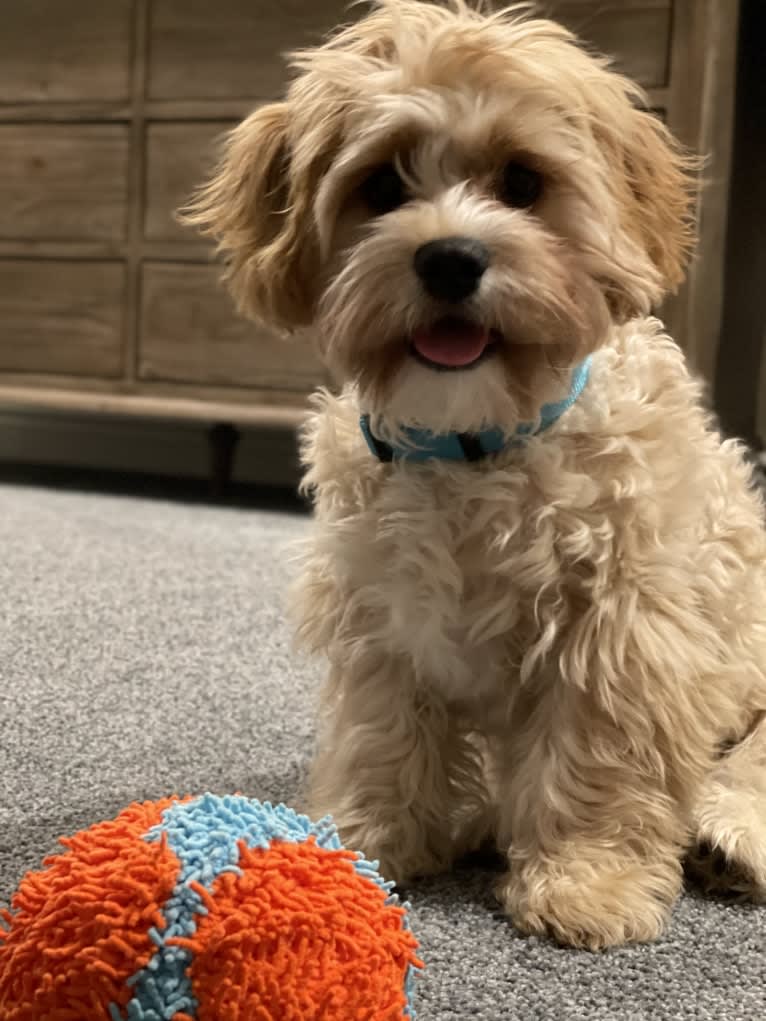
xmin=607 ymin=104 xmax=699 ymax=317
xmin=621 ymin=108 xmax=698 ymax=290
xmin=178 ymin=103 xmax=323 ymax=332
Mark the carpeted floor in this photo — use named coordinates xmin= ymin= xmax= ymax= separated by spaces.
xmin=1 ymin=479 xmax=765 ymax=1020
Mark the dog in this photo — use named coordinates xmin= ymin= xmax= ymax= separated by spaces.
xmin=183 ymin=0 xmax=766 ymax=949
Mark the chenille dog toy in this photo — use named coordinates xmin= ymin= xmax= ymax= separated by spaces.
xmin=0 ymin=794 xmax=422 ymax=1020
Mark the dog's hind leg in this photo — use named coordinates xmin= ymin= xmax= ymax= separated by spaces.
xmin=687 ymin=712 xmax=766 ymax=900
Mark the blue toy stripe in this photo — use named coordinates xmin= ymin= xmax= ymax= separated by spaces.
xmin=108 ymin=794 xmax=418 ymax=1020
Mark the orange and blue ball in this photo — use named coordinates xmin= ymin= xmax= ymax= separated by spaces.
xmin=0 ymin=794 xmax=422 ymax=1020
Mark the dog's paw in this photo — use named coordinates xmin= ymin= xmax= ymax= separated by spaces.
xmin=685 ymin=840 xmax=766 ymax=901
xmin=496 ymin=860 xmax=677 ymax=950
xmin=334 ymin=818 xmax=453 ymax=886
xmin=690 ymin=745 xmax=766 ymax=902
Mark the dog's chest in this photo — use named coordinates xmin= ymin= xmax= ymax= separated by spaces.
xmin=334 ymin=468 xmax=547 ymax=697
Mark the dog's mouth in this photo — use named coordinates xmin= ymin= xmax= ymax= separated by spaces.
xmin=409 ymin=316 xmax=500 ymax=371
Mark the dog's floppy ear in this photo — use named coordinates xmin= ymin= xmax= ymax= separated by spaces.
xmin=619 ymin=108 xmax=698 ymax=293
xmin=597 ymin=103 xmax=698 ymax=318
xmin=179 ymin=103 xmax=318 ymax=332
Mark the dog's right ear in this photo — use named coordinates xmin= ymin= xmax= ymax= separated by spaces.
xmin=179 ymin=103 xmax=319 ymax=332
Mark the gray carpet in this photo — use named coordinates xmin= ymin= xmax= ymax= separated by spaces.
xmin=1 ymin=480 xmax=764 ymax=1020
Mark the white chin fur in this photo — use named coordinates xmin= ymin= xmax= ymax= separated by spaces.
xmin=369 ymin=352 xmax=521 ymax=437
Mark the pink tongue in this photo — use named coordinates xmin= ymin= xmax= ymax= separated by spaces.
xmin=411 ymin=322 xmax=490 ymax=367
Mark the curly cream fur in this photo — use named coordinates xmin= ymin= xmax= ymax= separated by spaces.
xmin=298 ymin=322 xmax=766 ymax=948
xmin=183 ymin=1 xmax=766 ymax=949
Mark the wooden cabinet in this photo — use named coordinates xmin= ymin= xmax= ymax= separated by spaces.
xmin=0 ymin=0 xmax=740 ymax=432
xmin=0 ymin=124 xmax=129 ymax=241
xmin=0 ymin=1 xmax=132 ymax=103
xmin=138 ymin=263 xmax=323 ymax=389
xmin=144 ymin=122 xmax=235 ymax=242
xmin=0 ymin=262 xmax=125 ymax=377
xmin=146 ymin=0 xmax=348 ymax=101
xmin=552 ymin=0 xmax=673 ymax=87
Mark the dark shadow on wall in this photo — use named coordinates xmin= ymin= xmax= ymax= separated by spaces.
xmin=0 ymin=461 xmax=309 ymax=514
xmin=715 ymin=0 xmax=766 ymax=447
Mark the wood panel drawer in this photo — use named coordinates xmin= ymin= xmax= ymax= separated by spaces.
xmin=139 ymin=263 xmax=324 ymax=389
xmin=0 ymin=125 xmax=129 ymax=242
xmin=147 ymin=0 xmax=348 ymax=100
xmin=146 ymin=0 xmax=672 ymax=101
xmin=0 ymin=1 xmax=132 ymax=102
xmin=145 ymin=122 xmax=235 ymax=242
xmin=0 ymin=261 xmax=125 ymax=377
xmin=545 ymin=0 xmax=672 ymax=87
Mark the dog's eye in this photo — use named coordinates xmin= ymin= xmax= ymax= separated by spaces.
xmin=501 ymin=162 xmax=543 ymax=208
xmin=360 ymin=163 xmax=408 ymax=215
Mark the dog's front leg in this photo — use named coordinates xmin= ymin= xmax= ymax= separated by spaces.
xmin=307 ymin=654 xmax=485 ymax=884
xmin=494 ymin=680 xmax=690 ymax=950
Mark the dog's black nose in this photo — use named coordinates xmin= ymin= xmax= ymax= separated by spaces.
xmin=413 ymin=236 xmax=490 ymax=302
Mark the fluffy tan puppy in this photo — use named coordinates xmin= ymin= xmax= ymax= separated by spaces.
xmin=183 ymin=0 xmax=766 ymax=949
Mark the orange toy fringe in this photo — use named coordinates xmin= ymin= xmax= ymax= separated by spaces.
xmin=189 ymin=840 xmax=422 ymax=1021
xmin=0 ymin=798 xmax=183 ymax=1021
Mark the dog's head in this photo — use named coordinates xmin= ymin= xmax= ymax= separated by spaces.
xmin=182 ymin=0 xmax=696 ymax=434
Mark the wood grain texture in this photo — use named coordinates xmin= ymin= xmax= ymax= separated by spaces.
xmin=0 ymin=91 xmax=674 ymax=124
xmin=123 ymin=0 xmax=151 ymax=390
xmin=546 ymin=0 xmax=672 ymax=86
xmin=145 ymin=121 xmax=235 ymax=241
xmin=147 ymin=0 xmax=349 ymax=100
xmin=0 ymin=125 xmax=129 ymax=241
xmin=667 ymin=0 xmax=740 ymax=382
xmin=138 ymin=262 xmax=324 ymax=390
xmin=0 ymin=385 xmax=308 ymax=428
xmin=0 ymin=241 xmax=128 ymax=259
xmin=0 ymin=261 xmax=125 ymax=377
xmin=0 ymin=0 xmax=132 ymax=102
xmin=147 ymin=0 xmax=671 ymax=99
xmin=0 ymin=371 xmax=313 ymax=408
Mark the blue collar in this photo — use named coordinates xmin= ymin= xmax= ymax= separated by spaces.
xmin=360 ymin=357 xmax=591 ymax=463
